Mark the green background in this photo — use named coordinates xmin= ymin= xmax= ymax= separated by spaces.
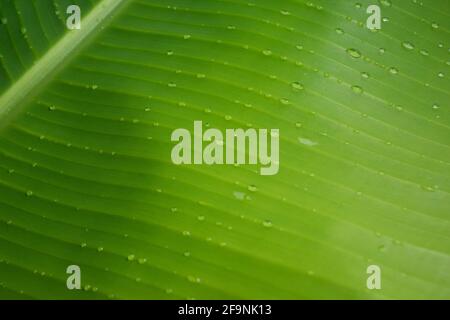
xmin=0 ymin=0 xmax=449 ymax=299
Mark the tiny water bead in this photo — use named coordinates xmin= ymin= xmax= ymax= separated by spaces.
xmin=280 ymin=98 xmax=290 ymax=105
xmin=26 ymin=190 xmax=33 ymax=197
xmin=262 ymin=220 xmax=273 ymax=228
xmin=431 ymin=22 xmax=439 ymax=29
xmin=361 ymin=72 xmax=370 ymax=79
xmin=419 ymin=49 xmax=429 ymax=56
xmin=380 ymin=0 xmax=392 ymax=7
xmin=248 ymin=185 xmax=258 ymax=192
xmin=346 ymin=48 xmax=361 ymax=58
xmin=127 ymin=254 xmax=135 ymax=261
xmin=335 ymin=28 xmax=344 ymax=35
xmin=432 ymin=103 xmax=440 ymax=110
xmin=291 ymin=82 xmax=304 ymax=90
xmin=262 ymin=49 xmax=272 ymax=56
xmin=351 ymin=85 xmax=363 ymax=94
xmin=401 ymin=41 xmax=415 ymax=51
xmin=389 ymin=67 xmax=399 ymax=75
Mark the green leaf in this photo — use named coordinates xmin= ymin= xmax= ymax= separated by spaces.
xmin=0 ymin=0 xmax=449 ymax=299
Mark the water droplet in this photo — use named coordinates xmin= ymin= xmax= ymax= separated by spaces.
xmin=389 ymin=67 xmax=399 ymax=75
xmin=248 ymin=185 xmax=258 ymax=192
xmin=138 ymin=258 xmax=147 ymax=264
xmin=380 ymin=0 xmax=392 ymax=7
xmin=127 ymin=254 xmax=135 ymax=261
xmin=295 ymin=45 xmax=303 ymax=50
xmin=431 ymin=22 xmax=439 ymax=29
xmin=401 ymin=41 xmax=415 ymax=50
xmin=379 ymin=48 xmax=386 ymax=54
xmin=48 ymin=105 xmax=56 ymax=111
xmin=183 ymin=34 xmax=191 ymax=39
xmin=335 ymin=28 xmax=344 ymax=34
xmin=197 ymin=215 xmax=205 ymax=221
xmin=291 ymin=82 xmax=304 ymax=90
xmin=183 ymin=251 xmax=191 ymax=257
xmin=437 ymin=72 xmax=444 ymax=78
xmin=262 ymin=49 xmax=272 ymax=56
xmin=419 ymin=49 xmax=429 ymax=56
xmin=351 ymin=85 xmax=363 ymax=94
xmin=298 ymin=137 xmax=318 ymax=146
xmin=80 ymin=242 xmax=87 ymax=248
xmin=168 ymin=82 xmax=177 ymax=88
xmin=361 ymin=72 xmax=370 ymax=79
xmin=262 ymin=220 xmax=272 ymax=228
xmin=280 ymin=98 xmax=290 ymax=105
xmin=432 ymin=103 xmax=439 ymax=110
xmin=346 ymin=48 xmax=361 ymax=58
xmin=97 ymin=247 xmax=103 ymax=252
xmin=280 ymin=10 xmax=291 ymax=15
xmin=295 ymin=122 xmax=302 ymax=128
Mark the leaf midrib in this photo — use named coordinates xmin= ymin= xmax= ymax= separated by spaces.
xmin=0 ymin=0 xmax=130 ymax=129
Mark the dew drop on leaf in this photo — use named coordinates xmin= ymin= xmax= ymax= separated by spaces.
xmin=346 ymin=48 xmax=361 ymax=58
xmin=389 ymin=67 xmax=399 ymax=75
xmin=351 ymin=85 xmax=363 ymax=94
xmin=291 ymin=82 xmax=304 ymax=90
xmin=401 ymin=41 xmax=415 ymax=50
xmin=262 ymin=220 xmax=273 ymax=228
